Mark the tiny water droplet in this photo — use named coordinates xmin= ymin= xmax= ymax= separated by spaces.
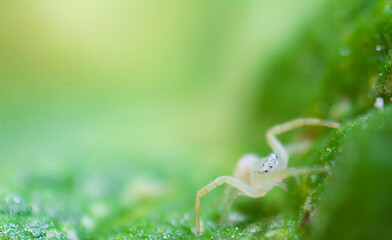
xmin=376 ymin=45 xmax=383 ymax=51
xmin=374 ymin=97 xmax=384 ymax=111
xmin=339 ymin=45 xmax=351 ymax=56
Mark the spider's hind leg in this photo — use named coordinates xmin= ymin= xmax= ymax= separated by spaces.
xmin=215 ymin=186 xmax=233 ymax=208
xmin=219 ymin=190 xmax=239 ymax=227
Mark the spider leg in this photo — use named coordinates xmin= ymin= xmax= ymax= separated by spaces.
xmin=219 ymin=189 xmax=239 ymax=227
xmin=266 ymin=118 xmax=340 ymax=168
xmin=285 ymin=140 xmax=312 ymax=155
xmin=254 ymin=166 xmax=327 ymax=185
xmin=215 ymin=186 xmax=233 ymax=208
xmin=195 ymin=176 xmax=263 ymax=234
xmin=275 ymin=181 xmax=288 ymax=191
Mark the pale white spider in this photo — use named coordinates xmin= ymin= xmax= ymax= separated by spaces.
xmin=194 ymin=118 xmax=340 ymax=234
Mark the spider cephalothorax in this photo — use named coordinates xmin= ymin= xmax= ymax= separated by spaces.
xmin=258 ymin=153 xmax=279 ymax=173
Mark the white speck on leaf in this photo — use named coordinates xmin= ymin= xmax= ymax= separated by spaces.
xmin=339 ymin=45 xmax=351 ymax=56
xmin=374 ymin=97 xmax=384 ymax=111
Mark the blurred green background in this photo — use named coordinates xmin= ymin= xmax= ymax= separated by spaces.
xmin=0 ymin=0 xmax=392 ymax=239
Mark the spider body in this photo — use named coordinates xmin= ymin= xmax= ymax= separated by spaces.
xmin=194 ymin=118 xmax=340 ymax=234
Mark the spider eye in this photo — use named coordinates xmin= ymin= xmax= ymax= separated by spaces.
xmin=264 ymin=170 xmax=268 ymax=173
xmin=270 ymin=166 xmax=273 ymax=168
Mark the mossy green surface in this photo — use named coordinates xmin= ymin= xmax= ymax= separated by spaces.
xmin=1 ymin=0 xmax=392 ymax=239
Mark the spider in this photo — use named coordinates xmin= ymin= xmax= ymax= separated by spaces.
xmin=194 ymin=118 xmax=340 ymax=234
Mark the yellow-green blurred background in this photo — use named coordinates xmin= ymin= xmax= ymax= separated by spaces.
xmin=0 ymin=0 xmax=326 ymax=175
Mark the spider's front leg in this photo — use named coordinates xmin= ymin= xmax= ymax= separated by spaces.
xmin=266 ymin=118 xmax=340 ymax=168
xmin=194 ymin=176 xmax=264 ymax=234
